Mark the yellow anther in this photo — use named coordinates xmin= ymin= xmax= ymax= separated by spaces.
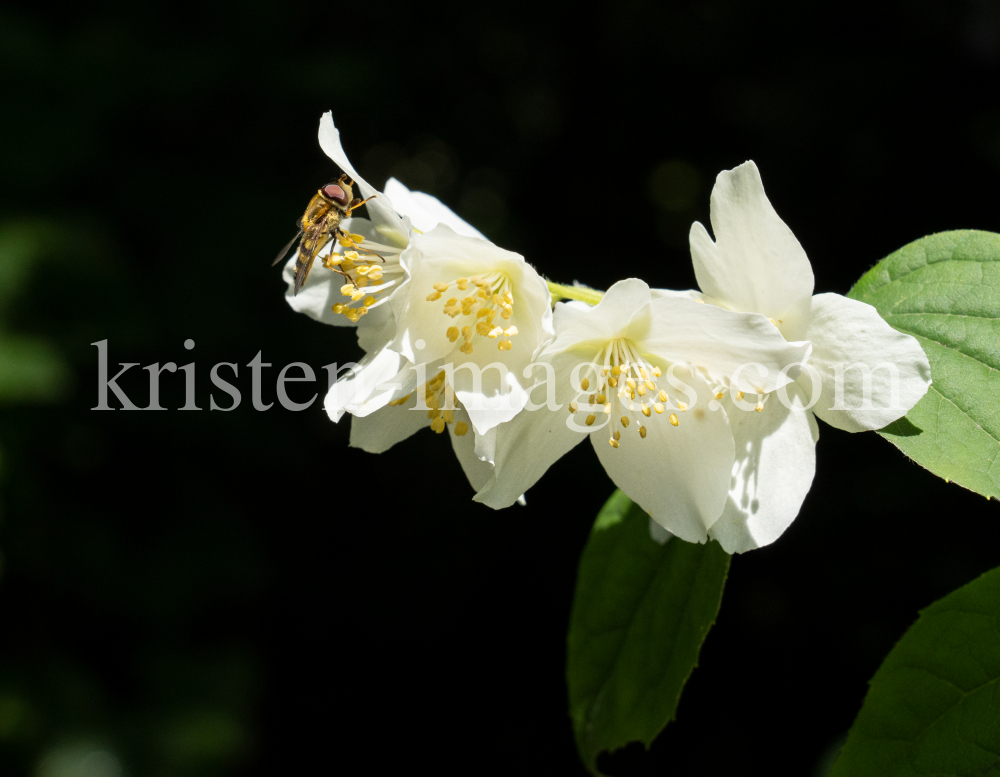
xmin=503 ymin=326 xmax=518 ymax=336
xmin=350 ymin=289 xmax=365 ymax=301
xmin=654 ymin=403 xmax=664 ymax=414
xmin=596 ymin=393 xmax=606 ymax=404
xmin=498 ymin=339 xmax=513 ymax=351
xmin=639 ymin=425 xmax=647 ymax=439
xmin=501 ymin=308 xmax=512 ymax=320
xmin=586 ymin=414 xmax=596 ymax=426
xmin=488 ymin=326 xmax=503 ymax=338
xmin=433 ymin=281 xmax=450 ymax=292
xmin=367 ymin=267 xmax=383 ymax=281
xmin=475 ymin=321 xmax=491 ymax=335
xmin=447 ymin=327 xmax=460 ymax=342
xmin=620 ymin=416 xmax=630 ymax=428
xmin=502 ymin=291 xmax=513 ymax=304
xmin=626 ymin=379 xmax=636 ymax=390
xmin=357 ymin=265 xmax=370 ymax=276
xmin=652 ymin=367 xmax=662 ymax=377
xmin=363 ymin=296 xmax=376 ymax=307
xmin=426 ymin=291 xmax=442 ymax=302
xmin=356 ymin=277 xmax=370 ymax=288
xmin=462 ymin=296 xmax=477 ymax=307
xmin=641 ymin=404 xmax=651 ymax=417
xmin=608 ymin=377 xmax=618 ymax=388
xmin=357 ymin=307 xmax=368 ymax=317
xmin=430 ymin=417 xmax=446 ymax=433
xmin=755 ymin=403 xmax=764 ymax=412
xmin=349 ymin=233 xmax=364 ymax=243
xmin=581 ymin=377 xmax=590 ymax=391
xmin=454 ymin=422 xmax=468 ymax=436
xmin=637 ymin=384 xmax=647 ymax=396
xmin=669 ymin=413 xmax=679 ymax=426
xmin=640 ymin=368 xmax=648 ymax=378
xmin=478 ymin=288 xmax=491 ymax=299
xmin=612 ymin=365 xmax=622 ymax=376
xmin=589 ymin=394 xmax=596 ymax=404
xmin=457 ymin=278 xmax=469 ymax=290
xmin=461 ymin=326 xmax=472 ymax=340
xmin=736 ymin=391 xmax=744 ymax=401
xmin=603 ymin=403 xmax=612 ymax=415
xmin=644 ymin=380 xmax=656 ymax=391
xmin=459 ymin=342 xmax=474 ymax=354
xmin=715 ymin=392 xmax=725 ymax=400
xmin=476 ymin=308 xmax=490 ymax=318
xmin=428 ymin=408 xmax=441 ymax=420
xmin=340 ymin=283 xmax=356 ymax=297
xmin=332 ymin=303 xmax=346 ymax=314
xmin=443 ymin=409 xmax=455 ymax=424
xmin=678 ymin=402 xmax=688 ymax=412
xmin=569 ymin=402 xmax=578 ymax=413
xmin=609 ymin=437 xmax=619 ymax=448
xmin=346 ymin=309 xmax=361 ymax=322
xmin=658 ymin=390 xmax=668 ymax=402
xmin=614 ymin=430 xmax=621 ymax=441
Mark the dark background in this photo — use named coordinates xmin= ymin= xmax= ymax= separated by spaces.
xmin=1 ymin=1 xmax=999 ymax=774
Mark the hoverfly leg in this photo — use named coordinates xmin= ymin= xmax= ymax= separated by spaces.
xmin=344 ymin=195 xmax=377 ymax=216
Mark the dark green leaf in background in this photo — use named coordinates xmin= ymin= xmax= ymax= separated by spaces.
xmin=830 ymin=566 xmax=1000 ymax=777
xmin=848 ymin=230 xmax=1000 ymax=499
xmin=566 ymin=490 xmax=730 ymax=775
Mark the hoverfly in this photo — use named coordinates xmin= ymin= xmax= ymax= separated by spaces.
xmin=273 ymin=174 xmax=382 ymax=296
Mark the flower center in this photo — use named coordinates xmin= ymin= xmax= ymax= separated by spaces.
xmin=387 ymin=371 xmax=469 ymax=436
xmin=425 ymin=271 xmax=517 ymax=354
xmin=328 ymin=233 xmax=404 ymax=323
xmin=571 ymin=338 xmax=682 ymax=449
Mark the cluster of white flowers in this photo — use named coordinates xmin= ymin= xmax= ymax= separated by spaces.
xmin=282 ymin=112 xmax=931 ymax=553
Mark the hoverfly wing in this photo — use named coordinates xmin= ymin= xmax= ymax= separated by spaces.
xmin=292 ymin=230 xmax=334 ymax=296
xmin=272 ymin=229 xmax=303 ymax=267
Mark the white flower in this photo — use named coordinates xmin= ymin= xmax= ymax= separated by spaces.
xmin=474 ymin=279 xmax=812 ymax=544
xmin=282 ymin=112 xmax=482 ymax=352
xmin=681 ymin=161 xmax=931 ymax=553
xmin=325 ymin=225 xmax=554 ymax=440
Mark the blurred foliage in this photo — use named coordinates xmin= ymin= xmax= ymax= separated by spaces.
xmin=0 ymin=1 xmax=998 ymax=775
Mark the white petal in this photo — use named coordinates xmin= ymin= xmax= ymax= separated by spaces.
xmin=709 ymin=385 xmax=819 ymax=553
xmin=543 ymin=279 xmax=652 ymax=356
xmin=591 ymin=371 xmax=733 ymax=544
xmin=452 ymin=357 xmax=529 ymax=436
xmin=474 ymin=352 xmax=589 ymax=509
xmin=649 ymin=287 xmax=702 ymax=302
xmin=283 ymin=217 xmax=377 ymax=327
xmin=383 ymin=178 xmax=485 ymax=239
xmin=317 ymin=112 xmax=404 ymax=239
xmin=805 ymin=293 xmax=931 ymax=432
xmin=324 ymin=348 xmax=411 ymax=422
xmin=448 ymin=405 xmax=495 ymax=492
xmin=640 ymin=296 xmax=812 ymax=393
xmin=349 ymin=400 xmax=430 ymax=453
xmin=690 ymin=161 xmax=814 ymax=339
xmin=649 ymin=518 xmax=673 ymax=544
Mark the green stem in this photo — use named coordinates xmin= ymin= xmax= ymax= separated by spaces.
xmin=546 ymin=280 xmax=605 ymax=306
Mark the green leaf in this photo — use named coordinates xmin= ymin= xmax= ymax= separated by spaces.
xmin=829 ymin=566 xmax=1000 ymax=777
xmin=848 ymin=230 xmax=1000 ymax=499
xmin=566 ymin=490 xmax=730 ymax=775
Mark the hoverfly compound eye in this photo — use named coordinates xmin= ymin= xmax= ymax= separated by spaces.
xmin=321 ymin=183 xmax=348 ymax=205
